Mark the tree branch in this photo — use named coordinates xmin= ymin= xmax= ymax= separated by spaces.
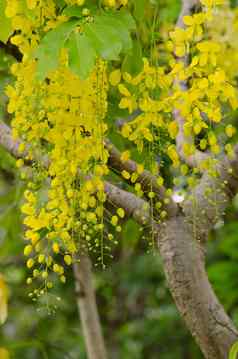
xmin=158 ymin=216 xmax=238 ymax=359
xmin=0 ymin=120 xmax=152 ymax=224
xmin=0 ymin=121 xmax=22 ymax=158
xmin=73 ymin=255 xmax=108 ymax=359
xmin=182 ymin=146 xmax=238 ymax=241
xmin=105 ymin=140 xmax=178 ymax=217
xmin=104 ymin=180 xmax=151 ymax=225
xmin=174 ymin=108 xmax=209 ymax=167
xmin=115 ymin=109 xmax=142 ymax=130
xmin=176 ymin=0 xmax=199 ymax=28
xmin=152 ymin=2 xmax=238 ymax=357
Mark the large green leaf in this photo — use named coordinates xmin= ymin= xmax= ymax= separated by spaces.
xmin=84 ymin=20 xmax=122 ymax=61
xmin=114 ymin=9 xmax=136 ymax=30
xmin=83 ymin=10 xmax=136 ymax=61
xmin=122 ymin=39 xmax=143 ymax=76
xmin=133 ymin=0 xmax=147 ymax=21
xmin=97 ymin=14 xmax=133 ymax=52
xmin=0 ymin=0 xmax=12 ymax=43
xmin=35 ymin=9 xmax=136 ymax=80
xmin=63 ymin=5 xmax=83 ymax=18
xmin=66 ymin=32 xmax=96 ymax=79
xmin=34 ymin=19 xmax=79 ymax=80
xmin=55 ymin=0 xmax=66 ymax=8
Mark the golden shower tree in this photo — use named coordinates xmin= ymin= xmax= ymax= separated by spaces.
xmin=1 ymin=0 xmax=238 ymax=358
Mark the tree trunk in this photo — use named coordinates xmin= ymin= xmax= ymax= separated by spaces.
xmin=73 ymin=256 xmax=107 ymax=359
xmin=158 ymin=216 xmax=238 ymax=359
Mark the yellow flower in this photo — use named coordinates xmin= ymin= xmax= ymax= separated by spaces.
xmin=52 ymin=242 xmax=60 ymax=254
xmin=16 ymin=159 xmax=24 ymax=168
xmin=42 ymin=271 xmax=48 ymax=279
xmin=157 ymin=176 xmax=164 ymax=186
xmin=103 ymin=0 xmax=116 ymax=6
xmin=26 ymin=258 xmax=34 ymax=269
xmin=121 ymin=170 xmax=130 ymax=180
xmin=117 ymin=208 xmax=125 ymax=218
xmin=38 ymin=254 xmax=45 ymax=264
xmin=5 ymin=1 xmax=18 ymax=18
xmin=137 ymin=164 xmax=144 ymax=175
xmin=120 ymin=150 xmax=130 ymax=162
xmin=109 ymin=69 xmax=121 ymax=86
xmin=118 ymin=84 xmax=131 ymax=97
xmin=60 ymin=275 xmax=66 ymax=283
xmin=111 ymin=216 xmax=118 ymax=226
xmin=167 ymin=145 xmax=180 ymax=167
xmin=64 ymin=255 xmax=72 ymax=266
xmin=24 ymin=245 xmax=33 ymax=256
xmin=53 ymin=264 xmax=60 ymax=273
xmin=201 ymin=0 xmax=224 ymax=7
xmin=168 ymin=121 xmax=178 ymax=139
xmin=225 ymin=125 xmax=236 ymax=138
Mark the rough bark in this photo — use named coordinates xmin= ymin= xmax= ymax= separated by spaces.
xmin=158 ymin=217 xmax=238 ymax=359
xmin=73 ymin=256 xmax=107 ymax=359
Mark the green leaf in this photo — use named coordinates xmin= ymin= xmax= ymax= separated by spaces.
xmin=159 ymin=0 xmax=181 ymax=23
xmin=84 ymin=10 xmax=136 ymax=59
xmin=114 ymin=9 xmax=136 ymax=30
xmin=63 ymin=5 xmax=82 ymax=18
xmin=34 ymin=19 xmax=79 ymax=80
xmin=133 ymin=0 xmax=146 ymax=21
xmin=122 ymin=39 xmax=143 ymax=76
xmin=229 ymin=341 xmax=238 ymax=359
xmin=97 ymin=14 xmax=133 ymax=52
xmin=85 ymin=20 xmax=122 ymax=61
xmin=0 ymin=0 xmax=13 ymax=43
xmin=66 ymin=32 xmax=96 ymax=79
xmin=34 ymin=10 xmax=136 ymax=80
xmin=55 ymin=0 xmax=66 ymax=8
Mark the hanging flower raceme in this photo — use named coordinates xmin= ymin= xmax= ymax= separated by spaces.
xmin=113 ymin=0 xmax=238 ymax=194
xmin=5 ymin=0 xmax=111 ymax=297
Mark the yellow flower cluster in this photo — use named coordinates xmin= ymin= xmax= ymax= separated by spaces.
xmin=112 ymin=0 xmax=237 ymax=183
xmin=5 ymin=0 xmax=60 ymax=58
xmin=5 ymin=0 xmax=111 ymax=294
xmin=168 ymin=1 xmax=238 ymax=162
xmin=110 ymin=59 xmax=172 ymax=151
xmin=5 ymin=0 xmax=238 ymax=295
xmin=206 ymin=3 xmax=238 ymax=81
